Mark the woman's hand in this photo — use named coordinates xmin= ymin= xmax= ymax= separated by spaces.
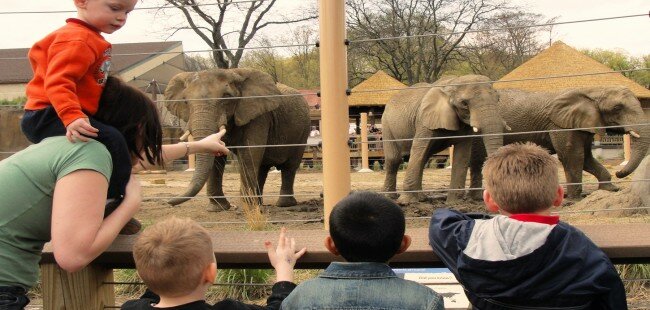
xmin=265 ymin=227 xmax=307 ymax=283
xmin=194 ymin=129 xmax=229 ymax=157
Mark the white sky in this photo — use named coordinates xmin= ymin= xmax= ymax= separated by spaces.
xmin=0 ymin=0 xmax=647 ymax=56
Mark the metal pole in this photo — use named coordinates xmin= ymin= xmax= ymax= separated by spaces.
xmin=319 ymin=0 xmax=351 ymax=229
xmin=359 ymin=113 xmax=373 ymax=173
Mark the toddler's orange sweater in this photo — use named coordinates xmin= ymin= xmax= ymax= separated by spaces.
xmin=25 ymin=19 xmax=112 ymax=127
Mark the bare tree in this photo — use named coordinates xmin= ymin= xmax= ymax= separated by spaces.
xmin=347 ymin=0 xmax=506 ymax=84
xmin=184 ymin=53 xmax=217 ymax=71
xmin=162 ymin=0 xmax=316 ymax=68
xmin=240 ymin=37 xmax=283 ymax=82
xmin=284 ymin=26 xmax=319 ymax=88
xmin=461 ymin=10 xmax=557 ymax=79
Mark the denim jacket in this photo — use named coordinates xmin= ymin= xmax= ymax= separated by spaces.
xmin=281 ymin=262 xmax=444 ymax=310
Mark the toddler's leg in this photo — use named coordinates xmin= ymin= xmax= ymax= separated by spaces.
xmin=88 ymin=118 xmax=131 ymax=200
xmin=20 ymin=107 xmax=66 ymax=143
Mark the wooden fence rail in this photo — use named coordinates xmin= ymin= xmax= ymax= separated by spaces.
xmin=39 ymin=224 xmax=650 ymax=309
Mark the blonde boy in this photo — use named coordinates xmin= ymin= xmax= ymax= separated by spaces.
xmin=429 ymin=143 xmax=626 ymax=310
xmin=122 ymin=218 xmax=305 ymax=309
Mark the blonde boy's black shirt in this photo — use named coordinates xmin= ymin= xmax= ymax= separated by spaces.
xmin=121 ymin=282 xmax=296 ymax=310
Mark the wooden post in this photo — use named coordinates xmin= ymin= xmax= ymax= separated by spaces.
xmin=186 ymin=134 xmax=196 ymax=171
xmin=359 ymin=113 xmax=373 ymax=173
xmin=446 ymin=145 xmax=454 ymax=169
xmin=620 ymin=134 xmax=631 ymax=166
xmin=319 ymin=0 xmax=351 ymax=229
xmin=41 ymin=263 xmax=115 ymax=310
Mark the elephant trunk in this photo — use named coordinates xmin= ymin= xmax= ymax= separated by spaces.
xmin=474 ymin=106 xmax=504 ymax=155
xmin=616 ymin=125 xmax=650 ymax=178
xmin=168 ymin=106 xmax=220 ymax=206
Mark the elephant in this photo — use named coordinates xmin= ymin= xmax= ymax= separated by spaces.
xmin=469 ymin=86 xmax=649 ymax=199
xmin=164 ymin=68 xmax=310 ymax=210
xmin=381 ymin=75 xmax=505 ymax=204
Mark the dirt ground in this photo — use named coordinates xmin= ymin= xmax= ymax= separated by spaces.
xmin=135 ymin=161 xmax=649 ymax=230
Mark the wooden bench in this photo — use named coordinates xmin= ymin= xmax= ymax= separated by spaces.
xmin=39 ymin=224 xmax=650 ymax=309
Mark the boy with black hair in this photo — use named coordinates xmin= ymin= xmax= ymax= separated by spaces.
xmin=429 ymin=143 xmax=627 ymax=309
xmin=282 ymin=191 xmax=444 ymax=310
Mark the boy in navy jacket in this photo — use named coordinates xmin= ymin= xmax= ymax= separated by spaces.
xmin=429 ymin=143 xmax=626 ymax=309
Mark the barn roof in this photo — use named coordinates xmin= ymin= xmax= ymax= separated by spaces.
xmin=495 ymin=41 xmax=650 ymax=99
xmin=348 ymin=71 xmax=407 ymax=107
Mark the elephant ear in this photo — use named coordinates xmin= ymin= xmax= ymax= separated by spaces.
xmin=549 ymin=88 xmax=604 ymax=133
xmin=419 ymin=87 xmax=460 ymax=131
xmin=164 ymin=72 xmax=196 ymax=123
xmin=231 ymin=68 xmax=282 ymax=126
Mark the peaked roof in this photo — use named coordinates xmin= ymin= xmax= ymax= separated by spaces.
xmin=348 ymin=71 xmax=407 ymax=106
xmin=0 ymin=41 xmax=182 ymax=85
xmin=495 ymin=41 xmax=650 ymax=99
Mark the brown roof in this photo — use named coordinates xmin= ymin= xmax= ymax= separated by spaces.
xmin=0 ymin=41 xmax=182 ymax=84
xmin=298 ymin=89 xmax=320 ymax=108
xmin=495 ymin=41 xmax=650 ymax=99
xmin=348 ymin=71 xmax=407 ymax=107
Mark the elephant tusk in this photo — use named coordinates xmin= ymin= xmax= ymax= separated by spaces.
xmin=503 ymin=121 xmax=512 ymax=131
xmin=179 ymin=130 xmax=190 ymax=141
xmin=629 ymin=131 xmax=641 ymax=138
xmin=473 ymin=127 xmax=479 ymax=133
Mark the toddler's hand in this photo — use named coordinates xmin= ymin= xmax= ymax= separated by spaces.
xmin=66 ymin=118 xmax=98 ymax=143
xmin=265 ymin=227 xmax=306 ymax=283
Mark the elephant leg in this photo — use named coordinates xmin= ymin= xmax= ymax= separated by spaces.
xmin=398 ymin=129 xmax=435 ymax=204
xmin=469 ymin=138 xmax=486 ymax=201
xmin=236 ymin=149 xmax=265 ymax=207
xmin=553 ymin=132 xmax=584 ymax=199
xmin=257 ymin=164 xmax=271 ymax=198
xmin=583 ymin=142 xmax=618 ymax=192
xmin=382 ymin=131 xmax=403 ymax=199
xmin=276 ymin=163 xmax=299 ymax=207
xmin=447 ymin=138 xmax=472 ymax=203
xmin=206 ymin=156 xmax=231 ymax=211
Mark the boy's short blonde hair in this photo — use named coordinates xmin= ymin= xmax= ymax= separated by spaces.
xmin=133 ymin=217 xmax=214 ymax=297
xmin=482 ymin=143 xmax=559 ymax=213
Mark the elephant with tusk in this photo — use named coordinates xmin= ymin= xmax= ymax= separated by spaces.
xmin=164 ymin=68 xmax=310 ymax=210
xmin=470 ymin=86 xmax=650 ymax=199
xmin=381 ymin=75 xmax=505 ymax=204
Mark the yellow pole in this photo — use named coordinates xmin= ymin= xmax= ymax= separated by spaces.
xmin=621 ymin=134 xmax=631 ymax=166
xmin=359 ymin=113 xmax=373 ymax=173
xmin=187 ymin=134 xmax=196 ymax=172
xmin=319 ymin=0 xmax=350 ymax=229
xmin=447 ymin=145 xmax=454 ymax=169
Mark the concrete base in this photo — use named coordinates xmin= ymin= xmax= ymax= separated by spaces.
xmin=185 ymin=168 xmax=195 ymax=172
xmin=357 ymin=168 xmax=374 ymax=173
xmin=270 ymin=169 xmax=281 ymax=174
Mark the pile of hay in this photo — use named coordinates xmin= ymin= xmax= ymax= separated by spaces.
xmin=570 ymin=155 xmax=649 ymax=217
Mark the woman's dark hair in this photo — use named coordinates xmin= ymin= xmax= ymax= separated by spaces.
xmin=96 ymin=76 xmax=164 ymax=166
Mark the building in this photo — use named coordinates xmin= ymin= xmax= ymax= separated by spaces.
xmin=495 ymin=41 xmax=650 ymax=120
xmin=0 ymin=41 xmax=186 ymax=100
xmin=347 ymin=70 xmax=407 ymax=130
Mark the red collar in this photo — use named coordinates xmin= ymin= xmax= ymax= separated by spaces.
xmin=509 ymin=214 xmax=559 ymax=225
xmin=66 ymin=18 xmax=101 ymax=33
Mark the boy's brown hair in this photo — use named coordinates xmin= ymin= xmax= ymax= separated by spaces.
xmin=133 ymin=217 xmax=214 ymax=296
xmin=482 ymin=143 xmax=559 ymax=213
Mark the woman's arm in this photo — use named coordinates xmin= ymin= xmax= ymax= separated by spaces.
xmin=133 ymin=129 xmax=229 ymax=172
xmin=50 ymin=172 xmax=141 ymax=272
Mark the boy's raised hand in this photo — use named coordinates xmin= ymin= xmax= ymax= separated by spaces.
xmin=66 ymin=118 xmax=98 ymax=143
xmin=265 ymin=227 xmax=307 ymax=283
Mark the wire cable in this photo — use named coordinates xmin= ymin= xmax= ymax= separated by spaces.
xmin=350 ymin=13 xmax=649 ymax=44
xmin=0 ymin=0 xmax=272 ymax=15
